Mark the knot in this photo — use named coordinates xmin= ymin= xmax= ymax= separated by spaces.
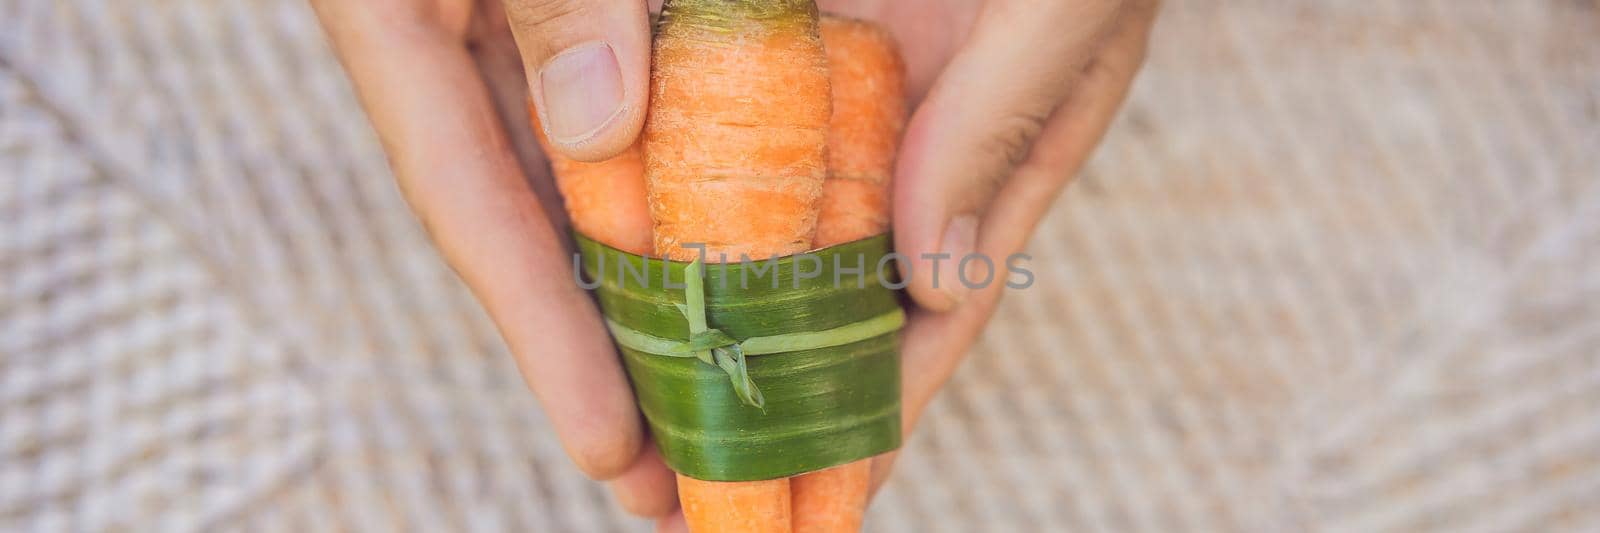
xmin=676 ymin=260 xmax=764 ymax=409
xmin=603 ymin=259 xmax=906 ymax=411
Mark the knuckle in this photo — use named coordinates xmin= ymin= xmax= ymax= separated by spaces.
xmin=957 ymin=107 xmax=1052 ymax=211
xmin=310 ymin=0 xmax=472 ymax=41
xmin=1086 ymin=46 xmax=1143 ymax=85
xmin=986 ymin=109 xmax=1050 ymax=170
xmin=572 ymin=449 xmax=623 ymax=480
xmin=569 ymin=434 xmax=637 ymax=480
xmin=505 ymin=0 xmax=590 ymax=31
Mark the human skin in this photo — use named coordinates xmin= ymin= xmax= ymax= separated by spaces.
xmin=309 ymin=0 xmax=1160 ymax=529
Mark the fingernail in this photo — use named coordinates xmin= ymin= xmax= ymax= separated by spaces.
xmin=938 ymin=215 xmax=978 ymax=305
xmin=540 ymin=42 xmax=625 ymax=144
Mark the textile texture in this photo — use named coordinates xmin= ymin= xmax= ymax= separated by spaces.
xmin=2 ymin=0 xmax=1598 ymax=531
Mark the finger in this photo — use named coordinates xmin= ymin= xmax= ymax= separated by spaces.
xmin=863 ymin=294 xmax=1004 ymax=501
xmin=983 ymin=0 xmax=1159 ymax=258
xmin=608 ymin=442 xmax=680 ymax=518
xmin=655 ymin=509 xmax=689 ymax=533
xmin=885 ymin=0 xmax=1159 ymax=489
xmin=900 ymin=0 xmax=1159 ymax=427
xmin=313 ymin=3 xmax=643 ymax=479
xmin=504 ymin=0 xmax=651 ymax=161
xmin=892 ymin=0 xmax=1126 ymax=311
xmin=899 ymin=289 xmax=1008 ymax=434
xmin=465 ymin=3 xmax=571 ymax=232
xmin=868 ymin=450 xmax=900 ymax=496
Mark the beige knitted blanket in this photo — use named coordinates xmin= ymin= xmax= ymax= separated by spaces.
xmin=3 ymin=0 xmax=1598 ymax=531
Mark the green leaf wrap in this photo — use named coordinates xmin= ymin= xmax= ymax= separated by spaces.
xmin=575 ymin=234 xmax=903 ymax=481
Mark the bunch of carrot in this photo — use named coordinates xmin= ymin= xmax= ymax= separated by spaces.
xmin=533 ymin=2 xmax=905 ymax=531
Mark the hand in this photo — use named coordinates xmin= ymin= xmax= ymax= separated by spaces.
xmin=311 ymin=0 xmax=1157 ymax=529
xmin=310 ymin=0 xmax=678 ymax=521
xmin=653 ymin=5 xmax=1159 ymax=528
xmin=816 ymin=0 xmax=1161 ymax=500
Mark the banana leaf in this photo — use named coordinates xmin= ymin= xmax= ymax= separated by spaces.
xmin=576 ymin=234 xmax=903 ymax=481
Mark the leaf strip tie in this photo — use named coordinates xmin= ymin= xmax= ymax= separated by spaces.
xmin=605 ymin=259 xmax=906 ymax=409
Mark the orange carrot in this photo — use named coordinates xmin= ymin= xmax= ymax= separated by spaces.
xmin=647 ymin=1 xmax=829 ymax=532
xmin=791 ymin=16 xmax=907 ymax=533
xmin=644 ymin=0 xmax=832 ymax=262
xmin=791 ymin=461 xmax=873 ymax=533
xmin=677 ymin=475 xmax=793 ymax=533
xmin=528 ymin=101 xmax=654 ymax=255
xmin=813 ymin=15 xmax=906 ymax=248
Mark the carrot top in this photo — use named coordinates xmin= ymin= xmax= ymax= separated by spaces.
xmin=660 ymin=0 xmax=820 ymax=33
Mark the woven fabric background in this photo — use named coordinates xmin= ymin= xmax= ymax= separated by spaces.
xmin=3 ymin=0 xmax=1598 ymax=531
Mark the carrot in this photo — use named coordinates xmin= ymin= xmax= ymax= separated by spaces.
xmin=528 ymin=100 xmax=654 ymax=255
xmin=644 ymin=0 xmax=832 ymax=262
xmin=791 ymin=461 xmax=873 ymax=533
xmin=791 ymin=16 xmax=907 ymax=533
xmin=677 ymin=475 xmax=793 ymax=533
xmin=647 ymin=1 xmax=830 ymax=532
xmin=813 ymin=15 xmax=906 ymax=249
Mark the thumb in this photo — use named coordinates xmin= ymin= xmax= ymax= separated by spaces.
xmin=893 ymin=0 xmax=1125 ymax=311
xmin=506 ymin=0 xmax=651 ymax=162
